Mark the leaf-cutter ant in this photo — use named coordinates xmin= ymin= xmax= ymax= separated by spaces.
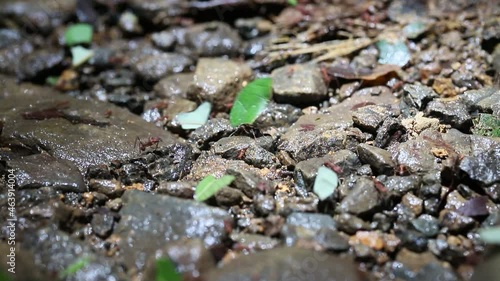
xmin=135 ymin=136 xmax=162 ymax=152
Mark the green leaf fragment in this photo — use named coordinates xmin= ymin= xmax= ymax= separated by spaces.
xmin=46 ymin=76 xmax=59 ymax=86
xmin=194 ymin=175 xmax=235 ymax=201
xmin=313 ymin=166 xmax=339 ymax=200
xmin=472 ymin=114 xmax=500 ymax=137
xmin=479 ymin=226 xmax=500 ymax=244
xmin=229 ymin=78 xmax=273 ymax=127
xmin=155 ymin=258 xmax=181 ymax=281
xmin=71 ymin=46 xmax=94 ymax=67
xmin=376 ymin=39 xmax=411 ymax=67
xmin=59 ymin=256 xmax=90 ymax=278
xmin=65 ymin=23 xmax=93 ymax=46
xmin=175 ymin=101 xmax=212 ymax=130
xmin=287 ymin=0 xmax=298 ymax=6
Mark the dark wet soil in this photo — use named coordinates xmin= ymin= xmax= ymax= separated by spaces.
xmin=0 ymin=0 xmax=500 ymax=281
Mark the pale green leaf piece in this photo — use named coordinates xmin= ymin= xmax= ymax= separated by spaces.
xmin=155 ymin=258 xmax=181 ymax=281
xmin=71 ymin=46 xmax=94 ymax=67
xmin=376 ymin=39 xmax=411 ymax=67
xmin=479 ymin=226 xmax=500 ymax=244
xmin=65 ymin=23 xmax=93 ymax=46
xmin=175 ymin=101 xmax=212 ymax=130
xmin=287 ymin=0 xmax=298 ymax=6
xmin=229 ymin=78 xmax=273 ymax=127
xmin=46 ymin=76 xmax=59 ymax=86
xmin=313 ymin=166 xmax=339 ymax=200
xmin=403 ymin=22 xmax=427 ymax=39
xmin=194 ymin=175 xmax=235 ymax=201
xmin=59 ymin=256 xmax=90 ymax=278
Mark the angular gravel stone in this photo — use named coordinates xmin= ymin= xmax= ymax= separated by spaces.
xmin=425 ymin=100 xmax=472 ymax=129
xmin=132 ymin=52 xmax=193 ymax=81
xmin=459 ymin=147 xmax=500 ymax=186
xmin=271 ymin=64 xmax=328 ymax=105
xmin=339 ymin=177 xmax=382 ymax=217
xmin=357 ymin=144 xmax=395 ymax=175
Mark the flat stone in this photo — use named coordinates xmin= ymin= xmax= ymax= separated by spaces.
xmin=184 ymin=22 xmax=242 ymax=57
xmin=115 ymin=190 xmax=232 ymax=270
xmin=459 ymin=147 xmax=500 ymax=186
xmin=271 ymin=64 xmax=328 ymax=105
xmin=402 ymin=84 xmax=438 ymax=110
xmin=352 ymin=104 xmax=396 ymax=133
xmin=188 ymin=58 xmax=252 ymax=111
xmin=132 ymin=52 xmax=193 ymax=81
xmin=357 ymin=144 xmax=395 ymax=175
xmin=206 ymin=247 xmax=364 ymax=281
xmin=154 ymin=73 xmax=194 ymax=99
xmin=339 ymin=177 xmax=382 ymax=217
xmin=8 ymin=153 xmax=86 ymax=192
xmin=425 ymin=100 xmax=472 ymax=129
xmin=0 ymin=75 xmax=179 ymax=173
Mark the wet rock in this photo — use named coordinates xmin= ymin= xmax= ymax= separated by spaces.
xmin=184 ymin=22 xmax=242 ymax=57
xmin=0 ymin=0 xmax=76 ymax=34
xmin=439 ymin=210 xmax=476 ymax=233
xmin=279 ymin=196 xmax=319 ymax=215
xmin=206 ymin=247 xmax=364 ymax=281
xmin=459 ymin=147 xmax=500 ymax=186
xmin=186 ymin=154 xmax=259 ymax=182
xmin=403 ymin=84 xmax=438 ymax=110
xmin=128 ymin=0 xmax=188 ymax=26
xmin=243 ymin=34 xmax=272 ymax=57
xmin=395 ymin=134 xmax=441 ymax=174
xmin=21 ymin=226 xmax=123 ymax=281
xmin=0 ymin=29 xmax=22 ymax=49
xmin=0 ymin=75 xmax=178 ymax=172
xmin=230 ymin=233 xmax=280 ymax=252
xmin=118 ymin=11 xmax=142 ymax=34
xmin=357 ymin=144 xmax=395 ymax=175
xmin=444 ymin=190 xmax=466 ymax=211
xmin=414 ymin=262 xmax=459 ymax=281
xmin=352 ymin=104 xmax=397 ymax=133
xmin=254 ymin=194 xmax=276 ymax=216
xmin=147 ymin=143 xmax=193 ymax=181
xmin=411 ymin=214 xmax=440 ymax=237
xmin=88 ymin=179 xmax=123 ymax=197
xmin=285 ymin=212 xmax=336 ymax=231
xmin=189 ymin=118 xmax=235 ymax=149
xmin=215 ymin=187 xmax=244 ymax=207
xmin=154 ymin=73 xmax=194 ymax=99
xmin=8 ymin=154 xmax=86 ymax=192
xmin=243 ymin=145 xmax=276 ymax=168
xmin=228 ymin=168 xmax=272 ymax=197
xmin=132 ymin=52 xmax=193 ymax=82
xmin=188 ymin=58 xmax=252 ymax=111
xmin=395 ymin=248 xmax=440 ymax=272
xmin=271 ymin=64 xmax=328 ymax=105
xmin=381 ymin=176 xmax=420 ymax=198
xmin=401 ymin=192 xmax=423 ymax=216
xmin=91 ymin=212 xmax=115 ymax=238
xmin=156 ymin=181 xmax=195 ymax=199
xmin=16 ymin=48 xmax=65 ymax=81
xmin=395 ymin=228 xmax=428 ymax=252
xmin=425 ymin=100 xmax=472 ymax=129
xmin=339 ymin=177 xmax=382 ymax=217
xmin=143 ymin=238 xmax=215 ymax=281
xmin=115 ymin=190 xmax=232 ymax=270
xmin=151 ymin=31 xmax=176 ymax=51
xmin=99 ymin=69 xmax=136 ymax=88
xmin=334 ymin=214 xmax=370 ymax=235
xmin=212 ymin=136 xmax=254 ymax=159
xmin=294 ymin=150 xmax=361 ymax=191
xmin=254 ymin=102 xmax=302 ymax=132
xmin=0 ymin=40 xmax=34 ymax=75
xmin=278 ymin=113 xmax=358 ymax=162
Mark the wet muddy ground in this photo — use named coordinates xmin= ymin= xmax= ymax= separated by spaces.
xmin=0 ymin=0 xmax=499 ymax=280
